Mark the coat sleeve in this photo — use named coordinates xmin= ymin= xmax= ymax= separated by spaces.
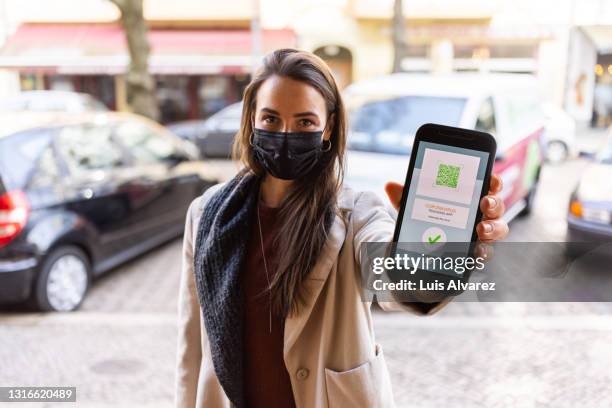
xmin=351 ymin=190 xmax=452 ymax=316
xmin=175 ymin=197 xmax=203 ymax=408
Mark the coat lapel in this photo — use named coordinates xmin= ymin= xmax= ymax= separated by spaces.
xmin=283 ymin=187 xmax=354 ymax=354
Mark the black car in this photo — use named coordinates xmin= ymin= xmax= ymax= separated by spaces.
xmin=0 ymin=113 xmax=216 ymax=311
xmin=168 ymin=101 xmax=242 ymax=158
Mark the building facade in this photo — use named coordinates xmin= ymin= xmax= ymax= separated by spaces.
xmin=0 ymin=0 xmax=611 ymax=124
xmin=0 ymin=0 xmax=296 ymax=123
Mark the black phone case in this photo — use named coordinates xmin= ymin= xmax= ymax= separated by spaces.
xmin=392 ymin=123 xmax=497 ymax=245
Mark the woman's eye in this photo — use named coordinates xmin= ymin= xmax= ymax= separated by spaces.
xmin=263 ymin=116 xmax=276 ymax=124
xmin=299 ymin=119 xmax=314 ymax=127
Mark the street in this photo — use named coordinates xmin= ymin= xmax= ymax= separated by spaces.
xmin=1 ymin=147 xmax=611 ymax=407
xmin=2 ymin=0 xmax=612 ymax=407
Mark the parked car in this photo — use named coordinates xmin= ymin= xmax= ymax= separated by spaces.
xmin=542 ymin=103 xmax=577 ymax=164
xmin=343 ymin=73 xmax=545 ymax=221
xmin=0 ymin=90 xmax=108 ymax=113
xmin=168 ymin=101 xmax=242 ymax=158
xmin=567 ymin=134 xmax=612 ymax=242
xmin=0 ymin=112 xmax=217 ymax=311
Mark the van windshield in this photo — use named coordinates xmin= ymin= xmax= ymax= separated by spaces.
xmin=348 ymin=95 xmax=467 ymax=154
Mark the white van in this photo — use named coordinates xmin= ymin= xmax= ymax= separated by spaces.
xmin=343 ymin=73 xmax=546 ymax=221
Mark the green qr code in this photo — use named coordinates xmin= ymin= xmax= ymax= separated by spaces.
xmin=435 ymin=163 xmax=461 ymax=188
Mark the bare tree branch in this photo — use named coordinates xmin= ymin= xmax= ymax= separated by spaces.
xmin=391 ymin=0 xmax=409 ymax=73
xmin=110 ymin=0 xmax=159 ymax=121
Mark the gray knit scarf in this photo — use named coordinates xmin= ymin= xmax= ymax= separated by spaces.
xmin=193 ymin=170 xmax=261 ymax=408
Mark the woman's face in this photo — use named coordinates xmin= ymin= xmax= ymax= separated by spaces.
xmin=254 ymin=75 xmax=332 ymax=141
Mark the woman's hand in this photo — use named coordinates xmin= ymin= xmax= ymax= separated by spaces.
xmin=384 ymin=174 xmax=509 ymax=243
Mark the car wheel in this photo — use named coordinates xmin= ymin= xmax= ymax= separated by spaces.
xmin=32 ymin=246 xmax=91 ymax=312
xmin=546 ymin=141 xmax=568 ymax=164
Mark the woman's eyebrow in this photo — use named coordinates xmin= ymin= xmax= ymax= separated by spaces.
xmin=260 ymin=107 xmax=280 ymax=115
xmin=260 ymin=107 xmax=318 ymax=118
xmin=294 ymin=111 xmax=318 ymax=118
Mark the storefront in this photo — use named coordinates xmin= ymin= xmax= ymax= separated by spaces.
xmin=0 ymin=23 xmax=296 ymax=123
xmin=578 ymin=26 xmax=612 ymax=127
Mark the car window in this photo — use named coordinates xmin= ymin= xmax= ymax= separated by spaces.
xmin=207 ymin=103 xmax=242 ymax=132
xmin=29 ymin=146 xmax=61 ymax=189
xmin=0 ymin=130 xmax=52 ymax=189
xmin=501 ymin=92 xmax=544 ymax=141
xmin=475 ymin=97 xmax=496 ymax=135
xmin=115 ymin=121 xmax=177 ymax=164
xmin=220 ymin=103 xmax=243 ymax=120
xmin=57 ymin=125 xmax=123 ymax=176
xmin=168 ymin=123 xmax=200 ymax=140
xmin=348 ymin=96 xmax=466 ymax=154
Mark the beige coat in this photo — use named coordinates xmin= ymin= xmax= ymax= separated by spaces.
xmin=175 ymin=184 xmax=448 ymax=408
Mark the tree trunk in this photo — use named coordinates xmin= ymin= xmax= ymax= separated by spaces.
xmin=391 ymin=0 xmax=408 ymax=73
xmin=110 ymin=0 xmax=159 ymax=121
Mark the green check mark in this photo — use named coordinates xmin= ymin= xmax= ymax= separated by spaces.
xmin=427 ymin=234 xmax=441 ymax=244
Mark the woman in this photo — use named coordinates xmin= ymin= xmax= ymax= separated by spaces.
xmin=175 ymin=49 xmax=508 ymax=408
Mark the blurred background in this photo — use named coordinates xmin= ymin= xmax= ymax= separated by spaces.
xmin=0 ymin=0 xmax=611 ymax=407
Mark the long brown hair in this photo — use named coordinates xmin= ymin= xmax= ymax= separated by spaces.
xmin=232 ymin=48 xmax=347 ymax=316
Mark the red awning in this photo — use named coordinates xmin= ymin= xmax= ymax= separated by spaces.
xmin=0 ymin=23 xmax=297 ymax=75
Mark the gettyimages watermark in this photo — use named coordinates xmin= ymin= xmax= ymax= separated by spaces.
xmin=359 ymin=241 xmax=612 ymax=303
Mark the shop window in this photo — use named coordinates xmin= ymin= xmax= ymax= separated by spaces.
xmin=199 ymin=76 xmax=232 ymax=118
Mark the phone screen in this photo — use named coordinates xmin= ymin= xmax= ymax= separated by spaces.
xmin=397 ymin=141 xmax=490 ymax=247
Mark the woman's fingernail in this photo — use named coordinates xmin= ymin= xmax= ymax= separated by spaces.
xmin=483 ymin=222 xmax=493 ymax=233
xmin=487 ymin=197 xmax=496 ymax=207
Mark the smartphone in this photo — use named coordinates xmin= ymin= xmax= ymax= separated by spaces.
xmin=391 ymin=123 xmax=496 ymax=277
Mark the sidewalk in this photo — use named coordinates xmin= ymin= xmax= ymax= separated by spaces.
xmin=2 ymin=306 xmax=612 ymax=407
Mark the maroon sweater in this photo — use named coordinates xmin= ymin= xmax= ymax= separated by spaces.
xmin=242 ymin=201 xmax=296 ymax=407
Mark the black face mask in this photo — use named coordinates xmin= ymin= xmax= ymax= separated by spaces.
xmin=250 ymin=127 xmax=331 ymax=180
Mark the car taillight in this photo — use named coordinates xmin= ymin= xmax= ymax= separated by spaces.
xmin=0 ymin=190 xmax=30 ymax=247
